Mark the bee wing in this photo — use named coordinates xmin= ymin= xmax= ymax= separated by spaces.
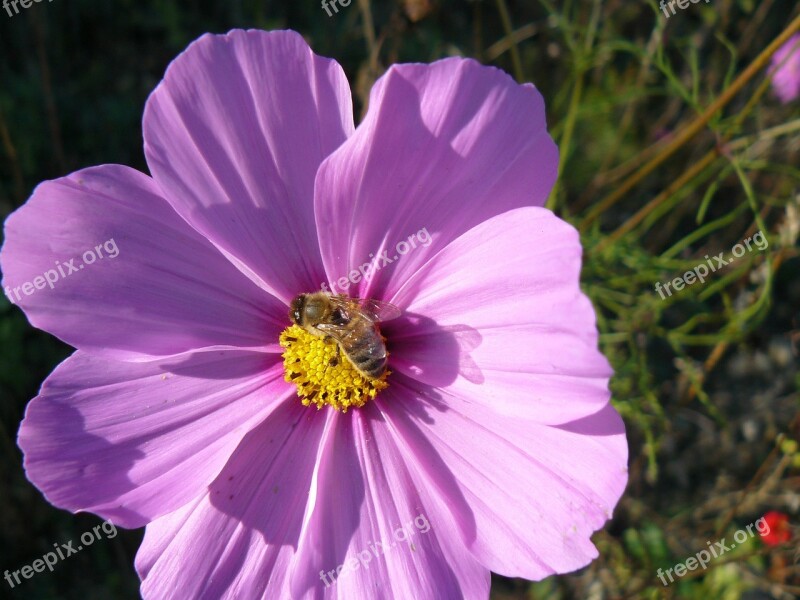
xmin=325 ymin=295 xmax=402 ymax=322
xmin=349 ymin=298 xmax=402 ymax=322
xmin=313 ymin=321 xmax=354 ymax=344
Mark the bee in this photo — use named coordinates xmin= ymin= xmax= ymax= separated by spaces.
xmin=289 ymin=292 xmax=401 ymax=379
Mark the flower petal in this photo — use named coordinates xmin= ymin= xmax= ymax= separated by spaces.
xmin=381 ymin=383 xmax=628 ymax=580
xmin=136 ymin=400 xmax=326 ymax=599
xmin=315 ymin=57 xmax=557 ymax=301
xmin=288 ymin=405 xmax=489 ymax=599
xmin=771 ymin=34 xmax=800 ymax=104
xmin=143 ymin=29 xmax=355 ymax=302
xmin=19 ymin=349 xmax=291 ymax=528
xmin=385 ymin=206 xmax=611 ymax=425
xmin=1 ymin=165 xmax=282 ymax=359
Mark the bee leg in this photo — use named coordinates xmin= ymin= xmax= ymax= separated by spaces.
xmin=321 ymin=335 xmax=340 ymax=367
xmin=329 ymin=343 xmax=340 ymax=367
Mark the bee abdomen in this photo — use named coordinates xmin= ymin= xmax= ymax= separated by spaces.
xmin=350 ymin=353 xmax=386 ymax=378
xmin=345 ymin=333 xmax=387 ymax=378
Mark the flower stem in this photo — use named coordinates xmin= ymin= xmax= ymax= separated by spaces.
xmin=581 ymin=13 xmax=800 ymax=230
xmin=494 ymin=0 xmax=524 ymax=82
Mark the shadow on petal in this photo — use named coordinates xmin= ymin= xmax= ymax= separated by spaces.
xmin=554 ymin=402 xmax=626 ymax=437
xmin=384 ymin=311 xmax=483 ymax=389
xmin=20 ymin=400 xmax=148 ymax=527
xmin=374 ymin=384 xmax=479 ymax=548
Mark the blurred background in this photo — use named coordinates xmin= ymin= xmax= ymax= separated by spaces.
xmin=1 ymin=0 xmax=798 ymax=598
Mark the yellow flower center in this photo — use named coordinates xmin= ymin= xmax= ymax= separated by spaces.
xmin=279 ymin=325 xmax=389 ymax=412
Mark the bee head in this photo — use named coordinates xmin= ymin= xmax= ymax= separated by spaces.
xmin=289 ymin=294 xmax=306 ymax=325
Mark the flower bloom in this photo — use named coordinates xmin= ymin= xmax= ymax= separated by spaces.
xmin=760 ymin=511 xmax=791 ymax=546
xmin=1 ymin=29 xmax=628 ymax=598
xmin=771 ymin=33 xmax=800 ymax=103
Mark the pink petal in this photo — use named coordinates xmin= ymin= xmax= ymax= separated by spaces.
xmin=771 ymin=34 xmax=800 ymax=104
xmin=136 ymin=400 xmax=327 ymax=599
xmin=138 ymin=401 xmax=490 ymax=599
xmin=385 ymin=207 xmax=612 ymax=425
xmin=19 ymin=349 xmax=291 ymax=528
xmin=381 ymin=383 xmax=627 ymax=579
xmin=288 ymin=405 xmax=489 ymax=599
xmin=1 ymin=165 xmax=282 ymax=359
xmin=143 ymin=29 xmax=355 ymax=303
xmin=314 ymin=57 xmax=557 ymax=301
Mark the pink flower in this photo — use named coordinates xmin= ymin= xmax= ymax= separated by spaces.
xmin=1 ymin=29 xmax=628 ymax=598
xmin=771 ymin=33 xmax=800 ymax=103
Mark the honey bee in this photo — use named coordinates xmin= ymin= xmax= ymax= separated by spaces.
xmin=289 ymin=293 xmax=401 ymax=379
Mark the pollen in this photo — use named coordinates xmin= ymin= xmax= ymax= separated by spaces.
xmin=279 ymin=325 xmax=389 ymax=412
